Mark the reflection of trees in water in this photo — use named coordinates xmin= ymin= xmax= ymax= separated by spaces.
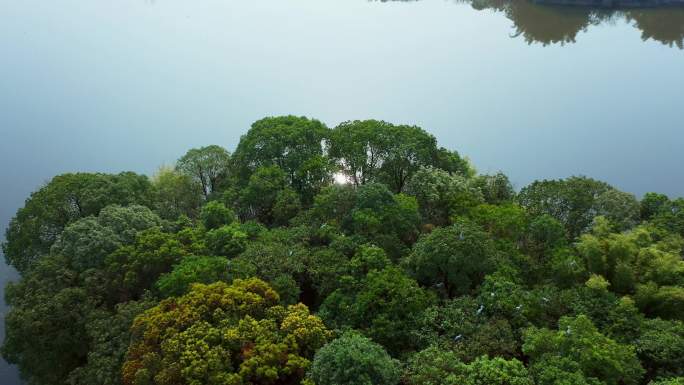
xmin=474 ymin=0 xmax=608 ymax=45
xmin=625 ymin=8 xmax=684 ymax=48
xmin=467 ymin=0 xmax=684 ymax=47
xmin=377 ymin=0 xmax=684 ymax=48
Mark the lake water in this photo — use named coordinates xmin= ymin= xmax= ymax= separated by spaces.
xmin=1 ymin=0 xmax=683 ymax=383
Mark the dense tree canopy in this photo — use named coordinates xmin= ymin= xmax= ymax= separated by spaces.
xmin=319 ymin=266 xmax=435 ymax=356
xmin=523 ymin=315 xmax=644 ymax=385
xmin=122 ymin=279 xmax=329 ymax=385
xmin=404 ymin=346 xmax=534 ymax=385
xmin=3 ymin=172 xmax=152 ymax=273
xmin=2 ymin=115 xmax=683 ymax=385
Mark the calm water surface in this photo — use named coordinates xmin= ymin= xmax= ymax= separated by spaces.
xmin=1 ymin=0 xmax=683 ymax=383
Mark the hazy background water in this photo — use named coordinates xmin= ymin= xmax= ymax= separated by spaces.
xmin=1 ymin=0 xmax=683 ymax=383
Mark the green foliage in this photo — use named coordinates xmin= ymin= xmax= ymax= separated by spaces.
xmin=635 ymin=283 xmax=684 ymax=320
xmin=155 ymin=255 xmax=230 ymax=298
xmin=272 ymin=188 xmax=302 ymax=226
xmin=1 ymin=207 xmax=163 ymax=385
xmin=229 ymin=226 xmax=350 ymax=307
xmin=476 ymin=271 xmax=540 ymax=329
xmin=472 ymin=172 xmax=516 ymax=204
xmin=403 ymin=345 xmax=464 ymax=385
xmin=308 ymin=331 xmax=401 ymax=385
xmin=415 ymin=296 xmax=519 ymax=361
xmin=328 ymin=120 xmax=470 ymax=192
xmin=205 ymin=223 xmax=248 ymax=257
xmin=464 ymin=356 xmax=534 ymax=385
xmin=470 ymin=203 xmax=527 ymax=241
xmin=239 ymin=165 xmax=288 ymax=224
xmin=518 ymin=176 xmax=618 ymax=239
xmin=594 ymin=189 xmax=640 ymax=231
xmin=327 ymin=119 xmax=393 ymax=186
xmin=523 ymin=315 xmax=645 ymax=385
xmin=654 ymin=198 xmax=684 ymax=236
xmin=3 ymin=172 xmax=152 ymax=273
xmin=232 ymin=116 xmax=330 ymax=202
xmin=310 ymin=182 xmax=420 ymax=259
xmin=351 ymin=183 xmax=421 ymax=256
xmin=649 ymin=378 xmax=684 ymax=385
xmin=104 ymin=228 xmax=191 ymax=303
xmin=67 ymin=299 xmax=156 ymax=385
xmin=320 ymin=266 xmax=435 ymax=356
xmin=51 ymin=217 xmax=121 ymax=271
xmin=175 ymin=145 xmax=231 ymax=199
xmin=4 ymin=118 xmax=684 ymax=385
xmin=200 ymin=200 xmax=236 ymax=230
xmin=641 ymin=192 xmax=671 ymax=220
xmin=528 ymin=355 xmax=604 ymax=385
xmin=548 ymin=247 xmax=587 ymax=288
xmin=51 ymin=204 xmax=163 ymax=272
xmin=413 ymin=296 xmax=479 ymax=347
xmin=575 ymin=221 xmax=684 ymax=298
xmin=636 ymin=318 xmax=684 ymax=381
xmin=404 ymin=348 xmax=533 ymax=385
xmin=150 ymin=166 xmax=203 ymax=220
xmin=405 ymin=166 xmax=483 ymax=225
xmin=309 ymin=184 xmax=357 ymax=228
xmin=347 ymin=244 xmax=391 ymax=278
xmin=122 ymin=279 xmax=330 ymax=385
xmin=2 ymin=255 xmax=93 ymax=385
xmin=405 ymin=219 xmax=496 ymax=298
xmin=526 ymin=214 xmax=566 ymax=257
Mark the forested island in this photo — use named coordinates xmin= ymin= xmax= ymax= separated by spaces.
xmin=2 ymin=116 xmax=683 ymax=385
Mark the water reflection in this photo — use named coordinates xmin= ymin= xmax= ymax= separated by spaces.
xmin=495 ymin=2 xmax=684 ymax=48
xmin=384 ymin=0 xmax=684 ymax=48
xmin=626 ymin=8 xmax=684 ymax=47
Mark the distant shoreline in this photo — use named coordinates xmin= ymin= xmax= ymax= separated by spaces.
xmin=532 ymin=0 xmax=684 ymax=8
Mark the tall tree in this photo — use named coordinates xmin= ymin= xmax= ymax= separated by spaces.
xmin=327 ymin=120 xmax=395 ymax=186
xmin=472 ymin=172 xmax=516 ymax=204
xmin=518 ymin=176 xmax=616 ymax=238
xmin=328 ymin=120 xmax=470 ymax=193
xmin=405 ymin=166 xmax=483 ymax=226
xmin=232 ymin=116 xmax=331 ymax=203
xmin=175 ymin=145 xmax=231 ymax=199
xmin=150 ymin=166 xmax=203 ymax=220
